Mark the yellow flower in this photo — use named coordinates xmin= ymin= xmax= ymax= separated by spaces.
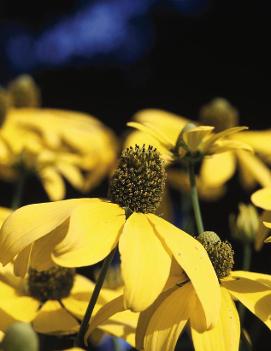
xmin=251 ymin=187 xmax=271 ymax=247
xmin=0 ymin=145 xmax=221 ymax=316
xmin=0 ymin=199 xmax=220 ymax=317
xmin=0 ymin=264 xmax=136 ymax=344
xmin=126 ymin=106 xmax=271 ymax=198
xmin=87 ymin=232 xmax=271 ymax=351
xmin=0 ymin=108 xmax=117 ymax=200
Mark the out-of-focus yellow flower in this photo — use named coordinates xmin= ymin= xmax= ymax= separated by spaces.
xmin=0 ymin=146 xmax=220 ymax=317
xmin=229 ymin=203 xmax=259 ymax=244
xmin=88 ymin=232 xmax=271 ymax=351
xmin=251 ymin=187 xmax=271 ymax=247
xmin=0 ymin=264 xmax=136 ymax=344
xmin=126 ymin=102 xmax=271 ymax=199
xmin=0 ymin=107 xmax=117 ymax=200
xmin=0 ymin=75 xmax=118 ymax=200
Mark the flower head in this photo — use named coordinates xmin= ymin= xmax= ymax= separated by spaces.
xmin=89 ymin=231 xmax=271 ymax=351
xmin=0 ymin=146 xmax=220 ymax=316
xmin=0 ymin=263 xmax=134 ymax=341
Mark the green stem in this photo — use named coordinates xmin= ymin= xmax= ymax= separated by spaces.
xmin=238 ymin=243 xmax=252 ymax=324
xmin=11 ymin=171 xmax=27 ymax=210
xmin=74 ymin=248 xmax=116 ymax=347
xmin=187 ymin=161 xmax=204 ymax=234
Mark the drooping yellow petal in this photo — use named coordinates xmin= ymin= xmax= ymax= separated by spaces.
xmin=208 ymin=139 xmax=253 ymax=154
xmin=143 ymin=283 xmax=194 ymax=351
xmin=0 ymin=296 xmax=39 ymax=323
xmin=200 ymin=152 xmax=236 ymax=188
xmin=85 ymin=295 xmax=125 ymax=343
xmin=32 ymin=300 xmax=79 ymax=334
xmin=127 ymin=122 xmax=174 ymax=149
xmin=0 ymin=207 xmax=12 ymax=227
xmin=136 ymin=288 xmax=176 ymax=350
xmin=52 ymin=201 xmax=125 ymax=267
xmin=230 ymin=271 xmax=271 ymax=289
xmin=191 ymin=286 xmax=240 ymax=351
xmin=222 ymin=276 xmax=271 ymax=330
xmin=182 ymin=126 xmax=214 ymax=152
xmin=0 ymin=199 xmax=87 ymax=266
xmin=232 ymin=130 xmax=271 ymax=161
xmin=38 ymin=166 xmax=65 ymax=201
xmin=98 ymin=309 xmax=138 ymax=346
xmin=13 ymin=244 xmax=33 ymax=276
xmin=134 ymin=108 xmax=189 ymax=145
xmin=201 ymin=126 xmax=248 ymax=153
xmin=251 ymin=187 xmax=271 ymax=210
xmin=119 ymin=213 xmax=171 ymax=312
xmin=56 ymin=162 xmax=84 ymax=190
xmin=265 ymin=235 xmax=271 ymax=242
xmin=146 ymin=214 xmax=220 ymax=329
xmin=237 ymin=152 xmax=271 ymax=188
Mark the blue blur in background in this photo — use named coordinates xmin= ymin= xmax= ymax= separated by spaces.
xmin=0 ymin=0 xmax=209 ymax=77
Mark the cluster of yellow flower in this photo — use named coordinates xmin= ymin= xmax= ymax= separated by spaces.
xmin=0 ymin=80 xmax=270 ymax=351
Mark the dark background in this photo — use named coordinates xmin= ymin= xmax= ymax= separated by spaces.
xmin=1 ymin=0 xmax=271 ymax=348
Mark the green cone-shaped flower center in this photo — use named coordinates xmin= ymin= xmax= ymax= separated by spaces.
xmin=197 ymin=231 xmax=234 ymax=279
xmin=199 ymin=98 xmax=239 ymax=132
xmin=109 ymin=145 xmax=166 ymax=213
xmin=28 ymin=267 xmax=75 ymax=302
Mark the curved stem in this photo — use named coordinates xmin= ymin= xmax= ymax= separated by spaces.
xmin=74 ymin=248 xmax=116 ymax=347
xmin=187 ymin=161 xmax=204 ymax=234
xmin=11 ymin=170 xmax=27 ymax=210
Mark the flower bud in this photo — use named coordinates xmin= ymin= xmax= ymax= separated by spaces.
xmin=1 ymin=322 xmax=39 ymax=351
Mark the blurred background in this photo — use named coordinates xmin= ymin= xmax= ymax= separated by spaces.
xmin=1 ymin=0 xmax=271 ymax=349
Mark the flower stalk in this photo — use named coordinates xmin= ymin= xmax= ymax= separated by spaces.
xmin=74 ymin=248 xmax=117 ymax=347
xmin=11 ymin=170 xmax=27 ymax=210
xmin=187 ymin=161 xmax=204 ymax=234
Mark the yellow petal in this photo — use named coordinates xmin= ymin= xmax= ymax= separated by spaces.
xmin=208 ymin=140 xmax=253 ymax=154
xmin=265 ymin=235 xmax=271 ymax=242
xmin=85 ymin=295 xmax=125 ymax=343
xmin=98 ymin=309 xmax=138 ymax=346
xmin=13 ymin=244 xmax=33 ymax=276
xmin=255 ymin=210 xmax=271 ymax=250
xmin=232 ymin=130 xmax=271 ymax=160
xmin=119 ymin=213 xmax=171 ymax=312
xmin=146 ymin=214 xmax=220 ymax=329
xmin=134 ymin=108 xmax=189 ymax=146
xmin=127 ymin=122 xmax=174 ymax=149
xmin=200 ymin=152 xmax=236 ymax=187
xmin=183 ymin=126 xmax=214 ymax=152
xmin=39 ymin=167 xmax=65 ymax=201
xmin=136 ymin=288 xmax=176 ymax=350
xmin=0 ymin=199 xmax=86 ymax=267
xmin=222 ymin=276 xmax=271 ymax=330
xmin=251 ymin=188 xmax=271 ymax=211
xmin=202 ymin=126 xmax=248 ymax=153
xmin=191 ymin=286 xmax=240 ymax=351
xmin=53 ymin=201 xmax=125 ymax=267
xmin=237 ymin=152 xmax=271 ymax=188
xmin=56 ymin=162 xmax=84 ymax=190
xmin=143 ymin=283 xmax=194 ymax=351
xmin=32 ymin=300 xmax=79 ymax=334
xmin=230 ymin=271 xmax=271 ymax=289
xmin=0 ymin=207 xmax=12 ymax=227
xmin=0 ymin=296 xmax=39 ymax=323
